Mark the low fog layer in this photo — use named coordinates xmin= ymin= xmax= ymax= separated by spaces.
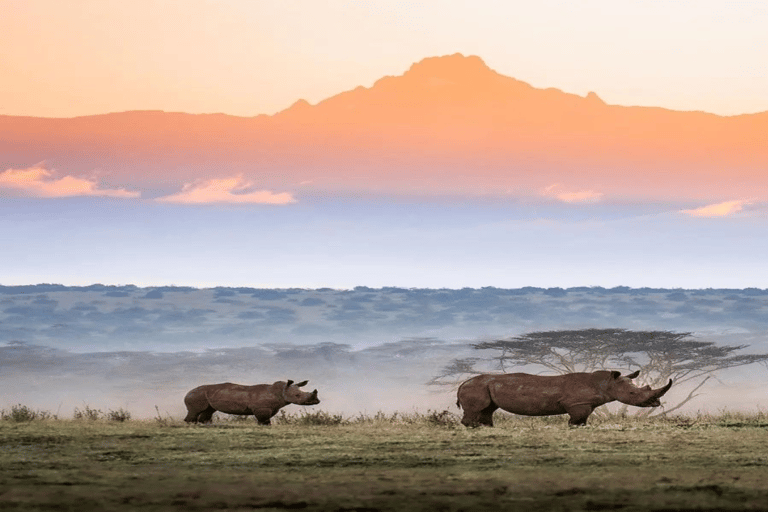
xmin=2 ymin=285 xmax=767 ymax=419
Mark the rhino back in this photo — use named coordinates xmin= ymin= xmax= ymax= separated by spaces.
xmin=205 ymin=383 xmax=278 ymax=415
xmin=488 ymin=374 xmax=573 ymax=416
xmin=494 ymin=373 xmax=615 ymax=414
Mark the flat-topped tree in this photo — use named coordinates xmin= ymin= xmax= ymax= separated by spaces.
xmin=432 ymin=328 xmax=768 ymax=416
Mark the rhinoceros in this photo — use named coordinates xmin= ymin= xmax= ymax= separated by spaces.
xmin=456 ymin=370 xmax=672 ymax=427
xmin=184 ymin=379 xmax=320 ymax=425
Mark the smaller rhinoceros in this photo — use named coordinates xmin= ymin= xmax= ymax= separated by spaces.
xmin=457 ymin=370 xmax=672 ymax=427
xmin=184 ymin=380 xmax=320 ymax=425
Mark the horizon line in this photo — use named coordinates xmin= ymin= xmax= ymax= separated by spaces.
xmin=4 ymin=54 xmax=767 ymax=120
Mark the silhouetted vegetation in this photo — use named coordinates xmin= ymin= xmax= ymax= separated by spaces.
xmin=107 ymin=408 xmax=132 ymax=422
xmin=0 ymin=404 xmax=55 ymax=422
xmin=433 ymin=328 xmax=768 ymax=415
xmin=73 ymin=405 xmax=103 ymax=421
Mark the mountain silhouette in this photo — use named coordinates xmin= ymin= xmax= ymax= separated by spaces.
xmin=2 ymin=53 xmax=766 ymax=200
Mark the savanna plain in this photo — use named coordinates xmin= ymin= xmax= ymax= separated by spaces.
xmin=1 ymin=408 xmax=767 ymax=511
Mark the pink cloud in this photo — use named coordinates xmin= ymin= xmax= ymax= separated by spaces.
xmin=543 ymin=184 xmax=603 ymax=203
xmin=156 ymin=175 xmax=296 ymax=205
xmin=0 ymin=165 xmax=139 ymax=198
xmin=680 ymin=199 xmax=751 ymax=218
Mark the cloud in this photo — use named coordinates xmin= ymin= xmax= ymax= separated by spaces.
xmin=680 ymin=199 xmax=751 ymax=217
xmin=0 ymin=165 xmax=140 ymax=198
xmin=543 ymin=183 xmax=603 ymax=203
xmin=157 ymin=175 xmax=296 ymax=204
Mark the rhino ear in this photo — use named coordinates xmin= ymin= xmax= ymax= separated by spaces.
xmin=285 ymin=380 xmax=294 ymax=388
xmin=611 ymin=371 xmax=621 ymax=379
xmin=626 ymin=370 xmax=640 ymax=379
xmin=295 ymin=380 xmax=309 ymax=387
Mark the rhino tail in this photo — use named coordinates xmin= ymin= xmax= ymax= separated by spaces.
xmin=456 ymin=380 xmax=470 ymax=409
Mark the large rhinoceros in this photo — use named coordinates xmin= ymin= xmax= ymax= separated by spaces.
xmin=184 ymin=379 xmax=320 ymax=425
xmin=456 ymin=370 xmax=672 ymax=427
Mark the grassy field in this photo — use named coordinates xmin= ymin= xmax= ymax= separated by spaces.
xmin=1 ymin=408 xmax=767 ymax=511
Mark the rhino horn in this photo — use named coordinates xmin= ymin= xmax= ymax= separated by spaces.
xmin=653 ymin=379 xmax=673 ymax=398
xmin=295 ymin=380 xmax=309 ymax=387
xmin=626 ymin=370 xmax=640 ymax=379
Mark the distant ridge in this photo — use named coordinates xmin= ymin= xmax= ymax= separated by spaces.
xmin=2 ymin=284 xmax=767 ymax=294
xmin=2 ymin=54 xmax=766 ymax=200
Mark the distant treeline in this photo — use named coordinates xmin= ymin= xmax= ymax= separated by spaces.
xmin=3 ymin=284 xmax=768 ymax=296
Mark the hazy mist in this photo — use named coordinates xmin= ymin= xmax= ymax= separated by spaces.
xmin=2 ymin=285 xmax=767 ymax=419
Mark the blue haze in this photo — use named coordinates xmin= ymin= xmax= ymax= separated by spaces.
xmin=2 ymin=284 xmax=768 ymax=419
xmin=2 ymin=194 xmax=768 ymax=417
xmin=2 ymin=196 xmax=768 ymax=289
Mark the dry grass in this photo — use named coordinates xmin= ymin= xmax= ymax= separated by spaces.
xmin=1 ymin=407 xmax=767 ymax=511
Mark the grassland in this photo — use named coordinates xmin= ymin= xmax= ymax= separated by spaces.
xmin=1 ymin=408 xmax=767 ymax=511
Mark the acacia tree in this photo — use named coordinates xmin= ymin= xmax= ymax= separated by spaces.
xmin=431 ymin=328 xmax=768 ymax=415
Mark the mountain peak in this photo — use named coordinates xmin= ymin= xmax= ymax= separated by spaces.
xmin=404 ymin=53 xmax=494 ymax=81
xmin=585 ymin=91 xmax=606 ymax=105
xmin=278 ymin=98 xmax=312 ymax=116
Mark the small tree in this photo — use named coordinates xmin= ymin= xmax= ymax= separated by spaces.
xmin=431 ymin=328 xmax=768 ymax=415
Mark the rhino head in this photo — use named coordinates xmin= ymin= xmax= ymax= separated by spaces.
xmin=608 ymin=370 xmax=673 ymax=408
xmin=282 ymin=380 xmax=320 ymax=406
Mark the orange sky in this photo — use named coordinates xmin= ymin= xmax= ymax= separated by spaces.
xmin=2 ymin=53 xmax=766 ymax=206
xmin=1 ymin=1 xmax=766 ymax=118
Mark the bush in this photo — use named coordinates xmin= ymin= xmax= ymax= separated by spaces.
xmin=1 ymin=404 xmax=54 ymax=422
xmin=295 ymin=410 xmax=346 ymax=426
xmin=273 ymin=410 xmax=347 ymax=426
xmin=153 ymin=405 xmax=175 ymax=426
xmin=107 ymin=408 xmax=132 ymax=422
xmin=425 ymin=410 xmax=460 ymax=428
xmin=73 ymin=405 xmax=102 ymax=421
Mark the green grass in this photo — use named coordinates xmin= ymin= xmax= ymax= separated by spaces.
xmin=1 ymin=409 xmax=767 ymax=511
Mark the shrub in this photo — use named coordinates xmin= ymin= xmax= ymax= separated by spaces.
xmin=425 ymin=409 xmax=460 ymax=428
xmin=153 ymin=405 xmax=175 ymax=426
xmin=73 ymin=405 xmax=102 ymax=421
xmin=107 ymin=408 xmax=132 ymax=422
xmin=295 ymin=410 xmax=346 ymax=426
xmin=1 ymin=404 xmax=54 ymax=422
xmin=273 ymin=410 xmax=346 ymax=426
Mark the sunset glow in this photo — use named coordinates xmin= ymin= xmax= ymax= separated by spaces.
xmin=0 ymin=165 xmax=139 ymax=198
xmin=156 ymin=175 xmax=296 ymax=205
xmin=543 ymin=184 xmax=604 ymax=204
xmin=1 ymin=1 xmax=766 ymax=289
xmin=681 ymin=200 xmax=752 ymax=218
xmin=4 ymin=9 xmax=768 ymax=506
xmin=1 ymin=1 xmax=766 ymax=118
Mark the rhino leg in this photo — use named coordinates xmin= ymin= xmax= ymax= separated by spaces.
xmin=184 ymin=391 xmax=216 ymax=423
xmin=184 ymin=406 xmax=215 ymax=423
xmin=460 ymin=411 xmax=481 ymax=427
xmin=460 ymin=402 xmax=498 ymax=427
xmin=196 ymin=406 xmax=216 ymax=423
xmin=478 ymin=403 xmax=498 ymax=427
xmin=565 ymin=405 xmax=594 ymax=426
xmin=458 ymin=380 xmax=497 ymax=427
xmin=253 ymin=408 xmax=274 ymax=426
